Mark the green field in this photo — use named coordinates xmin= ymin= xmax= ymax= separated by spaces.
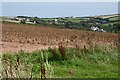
xmin=1 ymin=45 xmax=118 ymax=78
xmin=102 ymin=22 xmax=119 ymax=26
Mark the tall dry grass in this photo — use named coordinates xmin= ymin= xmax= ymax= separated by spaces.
xmin=58 ymin=42 xmax=66 ymax=60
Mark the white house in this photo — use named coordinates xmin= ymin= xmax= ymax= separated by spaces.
xmin=55 ymin=19 xmax=58 ymax=22
xmin=98 ymin=29 xmax=106 ymax=32
xmin=91 ymin=27 xmax=99 ymax=31
xmin=91 ymin=27 xmax=106 ymax=32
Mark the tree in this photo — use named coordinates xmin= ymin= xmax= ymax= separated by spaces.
xmin=20 ymin=19 xmax=26 ymax=24
xmin=110 ymin=23 xmax=120 ymax=33
xmin=114 ymin=23 xmax=120 ymax=30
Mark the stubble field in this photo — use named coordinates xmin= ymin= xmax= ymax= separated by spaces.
xmin=1 ymin=23 xmax=119 ymax=53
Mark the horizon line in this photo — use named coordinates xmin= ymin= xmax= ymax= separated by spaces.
xmin=1 ymin=13 xmax=119 ymax=18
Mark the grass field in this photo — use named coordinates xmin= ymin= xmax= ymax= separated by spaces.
xmin=1 ymin=45 xmax=118 ymax=78
xmin=102 ymin=22 xmax=119 ymax=26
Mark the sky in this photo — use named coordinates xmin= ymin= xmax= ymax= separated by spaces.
xmin=1 ymin=0 xmax=120 ymax=2
xmin=2 ymin=2 xmax=118 ymax=18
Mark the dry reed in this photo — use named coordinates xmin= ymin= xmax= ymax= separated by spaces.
xmin=58 ymin=42 xmax=66 ymax=60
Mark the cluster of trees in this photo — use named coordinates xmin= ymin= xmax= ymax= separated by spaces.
xmin=101 ymin=23 xmax=120 ymax=33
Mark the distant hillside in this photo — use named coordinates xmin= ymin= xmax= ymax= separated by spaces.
xmin=1 ymin=14 xmax=120 ymax=33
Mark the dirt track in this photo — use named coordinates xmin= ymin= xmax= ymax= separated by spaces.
xmin=1 ymin=23 xmax=119 ymax=53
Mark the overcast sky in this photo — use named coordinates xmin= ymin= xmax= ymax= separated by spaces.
xmin=1 ymin=0 xmax=120 ymax=2
xmin=2 ymin=2 xmax=118 ymax=18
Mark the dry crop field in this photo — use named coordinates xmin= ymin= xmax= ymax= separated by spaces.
xmin=1 ymin=23 xmax=119 ymax=53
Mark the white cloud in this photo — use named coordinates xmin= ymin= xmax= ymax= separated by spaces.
xmin=1 ymin=0 xmax=120 ymax=2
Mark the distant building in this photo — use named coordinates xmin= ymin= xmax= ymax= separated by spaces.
xmin=90 ymin=27 xmax=106 ymax=32
xmin=98 ymin=29 xmax=106 ymax=32
xmin=54 ymin=19 xmax=58 ymax=24
xmin=91 ymin=27 xmax=99 ymax=31
xmin=55 ymin=19 xmax=58 ymax=22
xmin=26 ymin=18 xmax=30 ymax=22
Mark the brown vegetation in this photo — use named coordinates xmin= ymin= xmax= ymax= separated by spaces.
xmin=2 ymin=23 xmax=119 ymax=52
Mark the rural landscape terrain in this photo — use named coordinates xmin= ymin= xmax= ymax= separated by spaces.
xmin=0 ymin=14 xmax=120 ymax=78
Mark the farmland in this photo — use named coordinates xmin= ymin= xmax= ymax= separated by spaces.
xmin=1 ymin=23 xmax=119 ymax=78
xmin=2 ymin=14 xmax=120 ymax=33
xmin=2 ymin=23 xmax=119 ymax=53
